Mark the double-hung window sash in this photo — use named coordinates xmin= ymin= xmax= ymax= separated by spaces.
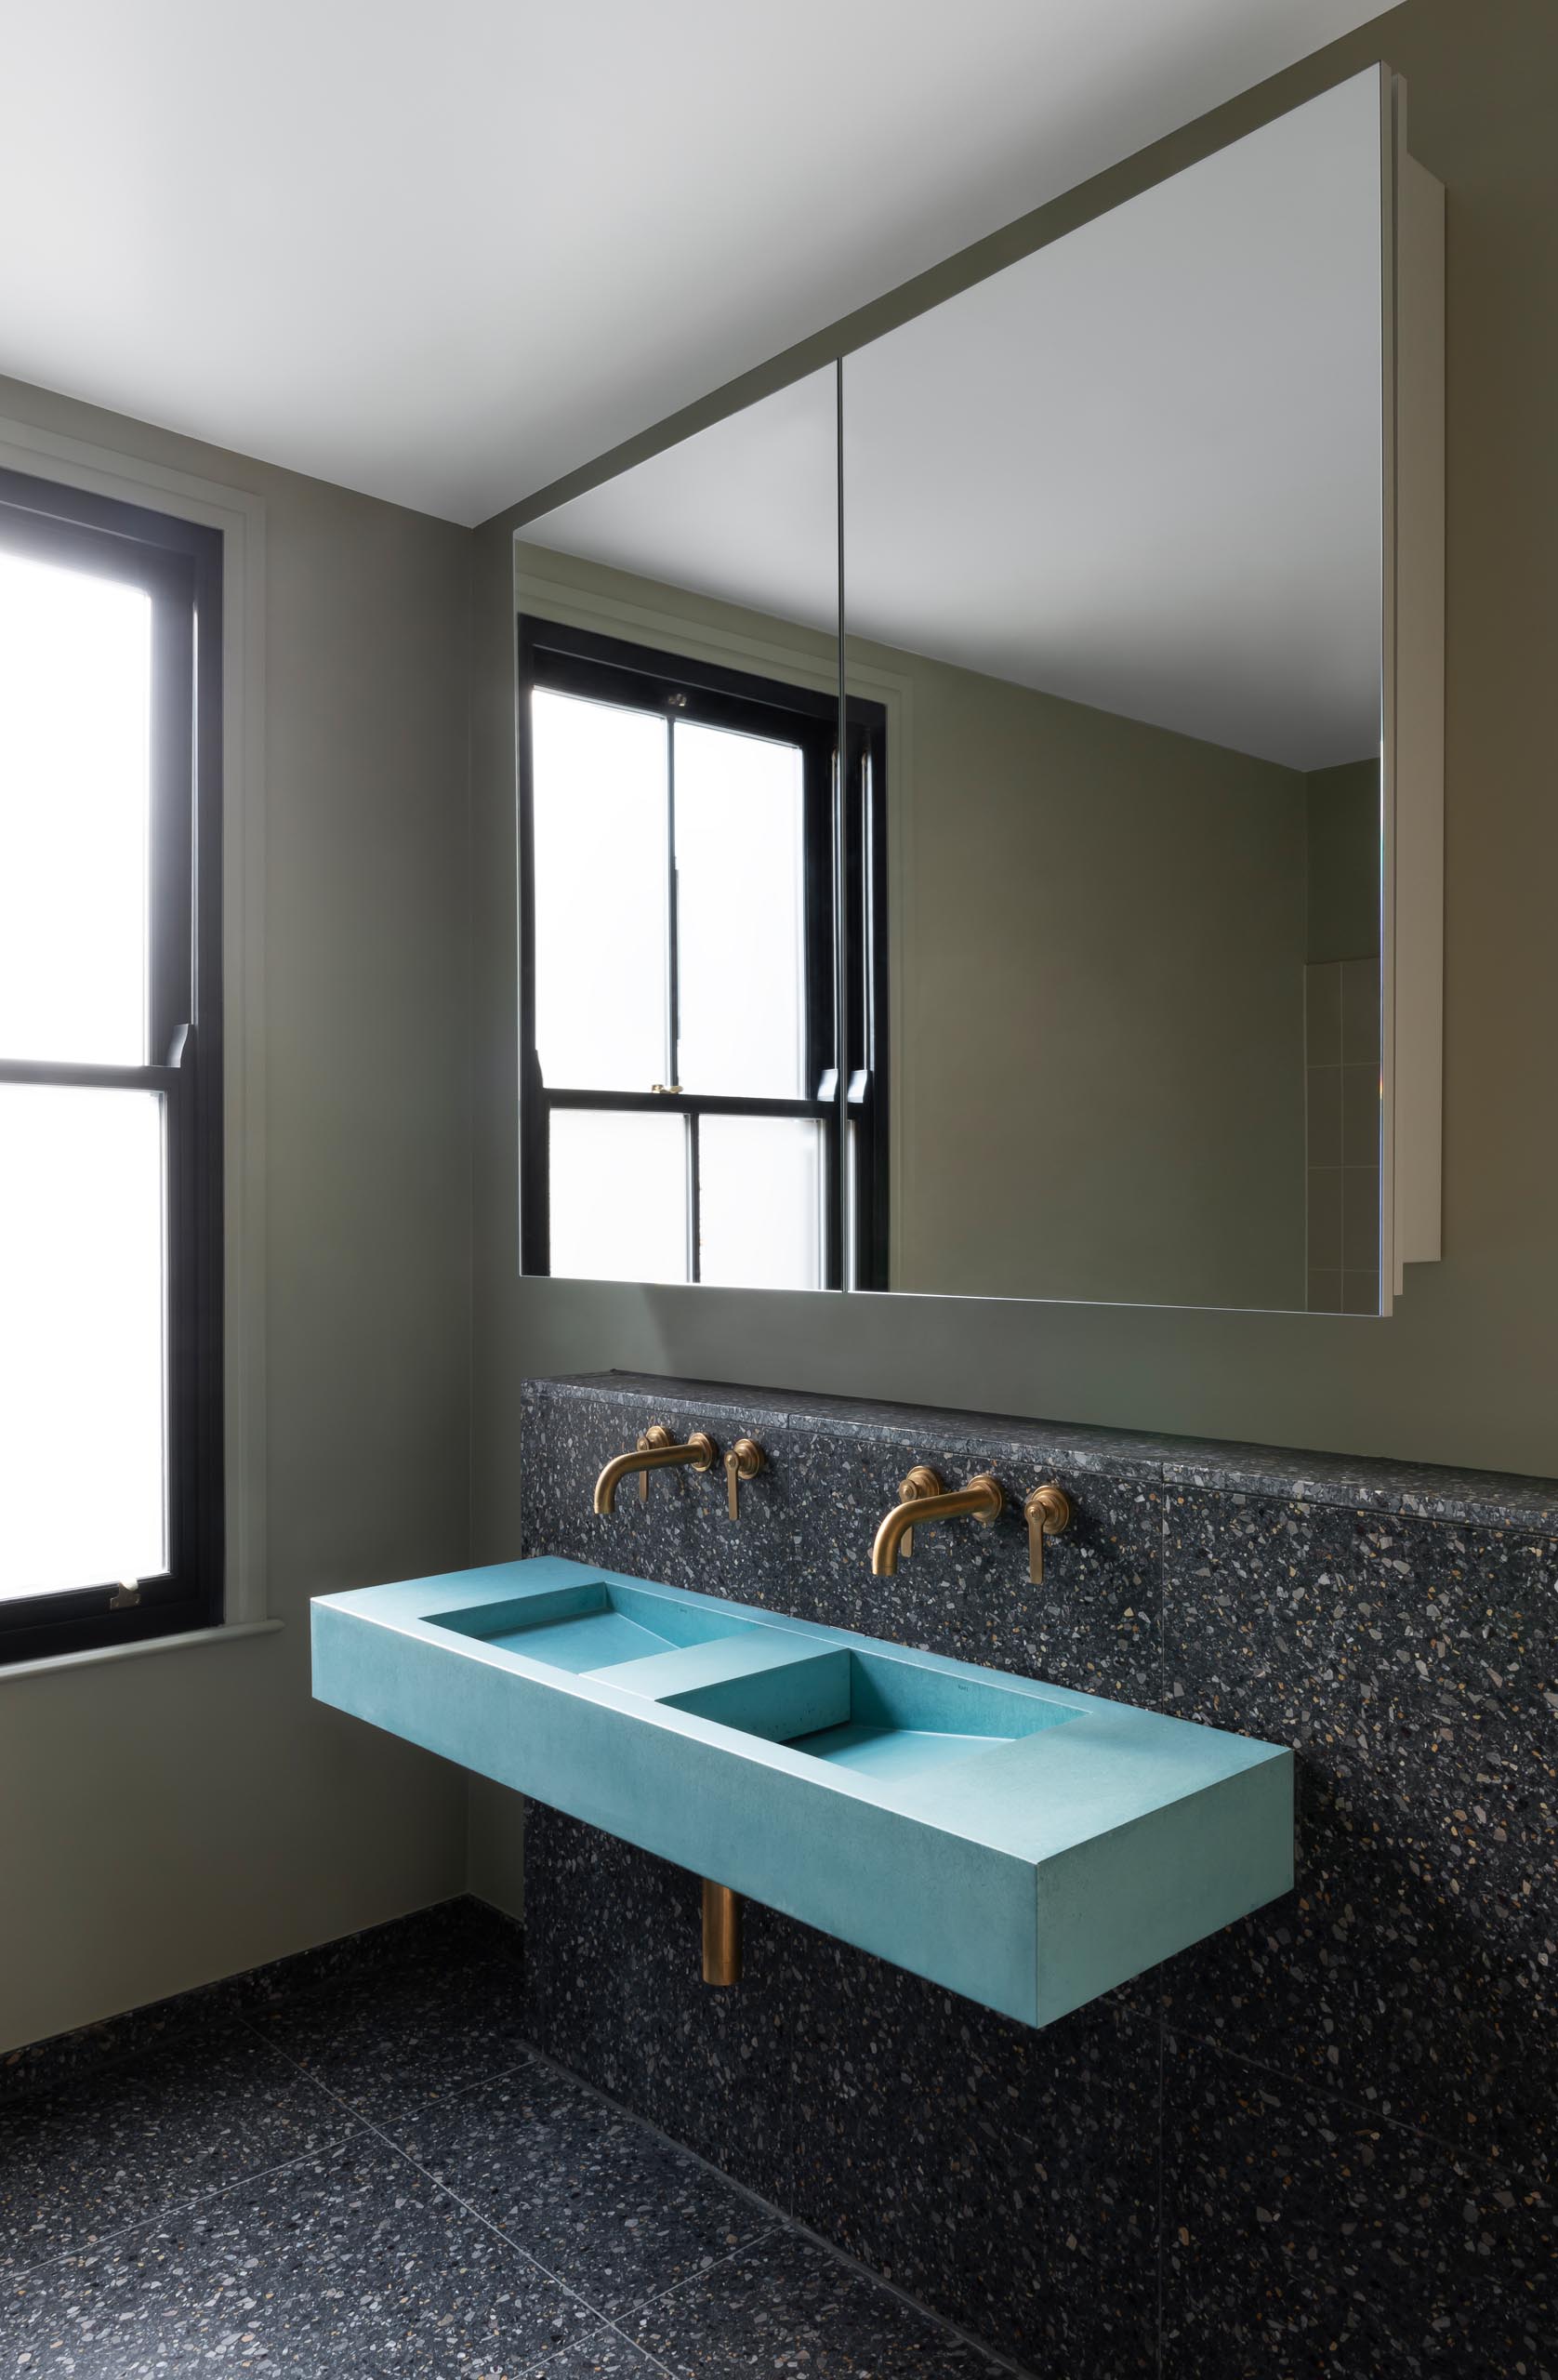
xmin=0 ymin=467 xmax=222 ymax=1665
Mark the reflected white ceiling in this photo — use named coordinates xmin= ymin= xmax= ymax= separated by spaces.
xmin=0 ymin=1 xmax=1391 ymax=524
xmin=532 ymin=75 xmax=1385 ymax=772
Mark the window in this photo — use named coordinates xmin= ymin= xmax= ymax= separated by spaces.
xmin=518 ymin=618 xmax=886 ymax=1289
xmin=0 ymin=467 xmax=223 ymax=1664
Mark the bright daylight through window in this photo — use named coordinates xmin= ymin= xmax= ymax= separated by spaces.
xmin=0 ymin=469 xmax=223 ymax=1662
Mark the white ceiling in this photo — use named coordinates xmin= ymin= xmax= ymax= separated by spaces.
xmin=0 ymin=2 xmax=1392 ymax=526
xmin=530 ymin=73 xmax=1384 ymax=771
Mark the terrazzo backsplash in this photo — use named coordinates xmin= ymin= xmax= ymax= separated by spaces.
xmin=517 ymin=1371 xmax=1556 ymax=2379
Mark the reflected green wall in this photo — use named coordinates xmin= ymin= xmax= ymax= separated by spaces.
xmin=856 ymin=641 xmax=1309 ymax=1307
xmin=1307 ymin=759 xmax=1381 ymax=962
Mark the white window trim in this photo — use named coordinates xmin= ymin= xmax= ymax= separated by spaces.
xmin=0 ymin=412 xmax=270 ymax=1633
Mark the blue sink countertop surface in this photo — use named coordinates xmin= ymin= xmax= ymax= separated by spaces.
xmin=312 ymin=1556 xmax=1293 ymax=2028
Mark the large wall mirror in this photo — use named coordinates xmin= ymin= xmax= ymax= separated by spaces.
xmin=513 ymin=65 xmax=1442 ymax=1316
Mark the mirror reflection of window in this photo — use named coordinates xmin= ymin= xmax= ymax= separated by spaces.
xmin=520 ymin=620 xmax=876 ymax=1289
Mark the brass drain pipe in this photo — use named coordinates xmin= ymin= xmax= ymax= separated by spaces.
xmin=702 ymin=1881 xmax=743 ymax=1986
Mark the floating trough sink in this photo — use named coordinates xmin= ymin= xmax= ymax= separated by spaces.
xmin=311 ymin=1557 xmax=1293 ymax=2029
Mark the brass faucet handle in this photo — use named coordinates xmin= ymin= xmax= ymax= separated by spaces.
xmin=631 ymin=1425 xmax=717 ymax=1502
xmin=724 ymin=1437 xmax=765 ymax=1520
xmin=896 ymin=1464 xmax=944 ymax=1559
xmin=1023 ymin=1482 xmax=1072 ymax=1586
xmin=635 ymin=1424 xmax=673 ymax=1502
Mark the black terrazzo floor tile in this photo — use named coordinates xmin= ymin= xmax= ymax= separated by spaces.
xmin=1161 ymin=2034 xmax=1557 ymax=2380
xmin=523 ymin=1805 xmax=794 ymax=2207
xmin=0 ymin=2138 xmax=592 ymax=2377
xmin=218 ymin=1891 xmax=524 ymax=2016
xmin=517 ymin=2332 xmax=665 ymax=2377
xmin=786 ymin=1924 xmax=1159 ymax=2376
xmin=0 ymin=2019 xmax=355 ymax=2274
xmin=249 ymin=1946 xmax=534 ymax=2125
xmin=391 ymin=2055 xmax=771 ymax=2318
xmin=1160 ymin=1493 xmax=1558 ymax=2181
xmin=620 ymin=2229 xmax=1010 ymax=2376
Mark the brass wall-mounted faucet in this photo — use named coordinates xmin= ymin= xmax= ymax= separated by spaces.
xmin=593 ymin=1423 xmax=718 ymax=1514
xmin=871 ymin=1466 xmax=1004 ymax=1575
xmin=723 ymin=1438 xmax=764 ymax=1519
xmin=1023 ymin=1482 xmax=1072 ymax=1584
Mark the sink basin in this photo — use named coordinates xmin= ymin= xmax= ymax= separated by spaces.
xmin=436 ymin=1575 xmax=755 ymax=1673
xmin=312 ymin=1555 xmax=1293 ymax=2029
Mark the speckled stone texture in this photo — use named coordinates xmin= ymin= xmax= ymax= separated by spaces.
xmin=518 ymin=1382 xmax=1162 ymax=1705
xmin=786 ymin=1928 xmax=1160 ymax=2375
xmin=0 ymin=1898 xmax=1009 ymax=2380
xmin=522 ymin=1805 xmax=796 ymax=2207
xmin=519 ymin=1373 xmax=1558 ymax=2380
xmin=1162 ymin=2036 xmax=1555 ymax=2380
xmin=1157 ymin=1494 xmax=1558 ymax=2188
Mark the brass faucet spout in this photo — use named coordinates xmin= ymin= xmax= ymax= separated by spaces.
xmin=871 ymin=1473 xmax=1004 ymax=1575
xmin=593 ymin=1425 xmax=718 ymax=1514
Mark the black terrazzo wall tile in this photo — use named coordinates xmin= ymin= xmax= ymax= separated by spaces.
xmin=518 ymin=1382 xmax=1160 ymax=1703
xmin=786 ymin=1924 xmax=1160 ymax=2375
xmin=522 ymin=1802 xmax=796 ymax=2208
xmin=1158 ymin=1491 xmax=1558 ymax=2187
xmin=519 ymin=1374 xmax=1558 ymax=2378
xmin=1162 ymin=2034 xmax=1555 ymax=2380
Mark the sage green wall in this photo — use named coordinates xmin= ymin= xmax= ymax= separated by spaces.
xmin=0 ymin=376 xmax=473 ymax=2053
xmin=870 ymin=642 xmax=1307 ymax=1307
xmin=1307 ymin=758 xmax=1381 ymax=961
xmin=472 ymin=0 xmax=1558 ymax=1518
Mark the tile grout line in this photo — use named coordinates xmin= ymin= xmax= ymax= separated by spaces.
xmin=0 ymin=2135 xmax=360 ymax=2290
xmin=231 ymin=2011 xmax=706 ymax=2376
xmin=1162 ymin=2022 xmax=1553 ymax=2193
xmin=506 ymin=2031 xmax=1031 ymax=2376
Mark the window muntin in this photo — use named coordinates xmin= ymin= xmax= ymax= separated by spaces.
xmin=0 ymin=468 xmax=223 ymax=1664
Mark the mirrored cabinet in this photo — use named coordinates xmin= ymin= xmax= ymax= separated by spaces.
xmin=513 ymin=64 xmax=1443 ymax=1317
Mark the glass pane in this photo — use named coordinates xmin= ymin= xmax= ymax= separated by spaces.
xmin=0 ymin=1087 xmax=165 ymax=1597
xmin=675 ymin=720 xmax=808 ymax=1097
xmin=548 ymin=1107 xmax=688 ymax=1282
xmin=840 ymin=71 xmax=1384 ymax=1313
xmin=0 ymin=549 xmax=152 ymax=1064
xmin=531 ymin=689 xmax=668 ymax=1091
xmin=699 ymin=1114 xmax=823 ymax=1289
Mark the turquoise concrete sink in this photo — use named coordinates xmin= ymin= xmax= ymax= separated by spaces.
xmin=312 ymin=1556 xmax=1293 ymax=2028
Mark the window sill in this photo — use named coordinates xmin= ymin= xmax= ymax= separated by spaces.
xmin=0 ymin=1618 xmax=283 ymax=1683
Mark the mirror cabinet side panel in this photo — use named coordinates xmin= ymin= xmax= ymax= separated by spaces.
xmin=1391 ymin=126 xmax=1447 ymax=1281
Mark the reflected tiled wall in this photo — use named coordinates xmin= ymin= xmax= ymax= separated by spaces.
xmin=518 ymin=1375 xmax=1556 ymax=2379
xmin=1304 ymin=956 xmax=1380 ymax=1313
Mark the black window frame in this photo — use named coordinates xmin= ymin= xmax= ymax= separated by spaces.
xmin=517 ymin=615 xmax=887 ymax=1289
xmin=0 ymin=465 xmax=224 ymax=1666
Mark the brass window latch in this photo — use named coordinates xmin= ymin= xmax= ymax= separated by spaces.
xmin=723 ymin=1437 xmax=765 ymax=1519
xmin=1023 ymin=1483 xmax=1072 ymax=1585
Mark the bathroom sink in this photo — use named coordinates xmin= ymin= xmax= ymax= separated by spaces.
xmin=312 ymin=1556 xmax=1292 ymax=2028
